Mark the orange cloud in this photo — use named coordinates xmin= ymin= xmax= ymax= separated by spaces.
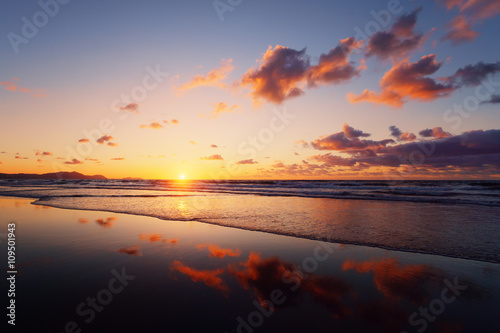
xmin=110 ymin=157 xmax=125 ymax=161
xmin=348 ymin=55 xmax=455 ymax=107
xmin=163 ymin=119 xmax=179 ymax=125
xmin=199 ymin=102 xmax=240 ymax=119
xmin=176 ymin=59 xmax=234 ymax=93
xmin=196 ymin=244 xmax=241 ymax=258
xmin=200 ymin=154 xmax=223 ymax=161
xmin=342 ymin=259 xmax=437 ymax=303
xmin=441 ymin=15 xmax=479 ymax=44
xmin=78 ymin=138 xmax=89 ymax=143
xmin=97 ymin=135 xmax=113 ymax=144
xmin=140 ymin=122 xmax=163 ymax=129
xmin=107 ymin=142 xmax=119 ymax=147
xmin=35 ymin=151 xmax=53 ymax=156
xmin=0 ymin=79 xmax=46 ymax=98
xmin=171 ymin=260 xmax=229 ymax=292
xmin=78 ymin=218 xmax=89 ymax=224
xmin=15 ymin=155 xmax=29 ymax=160
xmin=240 ymin=38 xmax=362 ymax=105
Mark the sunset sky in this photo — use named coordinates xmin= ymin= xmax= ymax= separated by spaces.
xmin=1 ymin=0 xmax=499 ymax=179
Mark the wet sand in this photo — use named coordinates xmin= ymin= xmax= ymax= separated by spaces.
xmin=1 ymin=196 xmax=499 ymax=333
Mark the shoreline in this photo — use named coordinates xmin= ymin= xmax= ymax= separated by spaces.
xmin=10 ymin=195 xmax=497 ymax=265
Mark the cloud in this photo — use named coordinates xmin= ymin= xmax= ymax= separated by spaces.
xmin=163 ymin=119 xmax=179 ymax=125
xmin=64 ymin=158 xmax=82 ymax=165
xmin=171 ymin=261 xmax=229 ymax=292
xmin=140 ymin=122 xmax=163 ymax=129
xmin=107 ymin=142 xmax=119 ymax=147
xmin=343 ymin=123 xmax=370 ymax=138
xmin=111 ymin=157 xmax=125 ymax=161
xmin=0 ymin=79 xmax=47 ymax=98
xmin=389 ymin=126 xmax=416 ymax=141
xmin=35 ymin=151 xmax=53 ymax=156
xmin=200 ymin=154 xmax=224 ymax=160
xmin=96 ymin=135 xmax=113 ymax=144
xmin=302 ymin=125 xmax=500 ymax=176
xmin=440 ymin=0 xmax=500 ymax=44
xmin=196 ymin=244 xmax=241 ymax=258
xmin=309 ymin=124 xmax=393 ymax=151
xmin=418 ymin=127 xmax=452 ymax=138
xmin=120 ymin=103 xmax=139 ymax=113
xmin=481 ymin=94 xmax=500 ymax=104
xmin=236 ymin=159 xmax=258 ymax=165
xmin=85 ymin=157 xmax=100 ymax=162
xmin=176 ymin=59 xmax=234 ymax=93
xmin=440 ymin=0 xmax=500 ymax=21
xmin=441 ymin=15 xmax=479 ymax=45
xmin=447 ymin=61 xmax=500 ymax=86
xmin=342 ymin=258 xmax=438 ymax=303
xmin=78 ymin=218 xmax=89 ymax=224
xmin=189 ymin=141 xmax=197 ymax=145
xmin=348 ymin=55 xmax=455 ymax=107
xmin=365 ymin=8 xmax=425 ymax=60
xmin=210 ymin=144 xmax=218 ymax=148
xmin=200 ymin=102 xmax=240 ymax=119
xmin=307 ymin=37 xmax=364 ymax=87
xmin=78 ymin=138 xmax=89 ymax=143
xmin=240 ymin=38 xmax=362 ymax=105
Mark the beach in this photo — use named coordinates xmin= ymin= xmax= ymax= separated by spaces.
xmin=2 ymin=195 xmax=499 ymax=333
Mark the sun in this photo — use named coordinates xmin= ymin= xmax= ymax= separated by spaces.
xmin=179 ymin=174 xmax=186 ymax=180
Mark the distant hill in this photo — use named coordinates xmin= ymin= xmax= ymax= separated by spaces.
xmin=0 ymin=171 xmax=107 ymax=180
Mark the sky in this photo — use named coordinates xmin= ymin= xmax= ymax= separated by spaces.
xmin=1 ymin=0 xmax=499 ymax=180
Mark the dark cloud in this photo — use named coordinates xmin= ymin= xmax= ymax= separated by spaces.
xmin=365 ymin=8 xmax=424 ymax=60
xmin=309 ymin=124 xmax=393 ymax=151
xmin=481 ymin=94 xmax=500 ymax=104
xmin=389 ymin=126 xmax=416 ymax=141
xmin=448 ymin=61 xmax=500 ymax=86
xmin=418 ymin=127 xmax=452 ymax=138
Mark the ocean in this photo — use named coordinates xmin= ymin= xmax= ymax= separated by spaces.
xmin=1 ymin=179 xmax=499 ymax=263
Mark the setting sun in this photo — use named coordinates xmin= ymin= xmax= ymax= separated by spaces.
xmin=179 ymin=174 xmax=186 ymax=180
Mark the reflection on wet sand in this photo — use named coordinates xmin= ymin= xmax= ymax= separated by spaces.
xmin=95 ymin=216 xmax=117 ymax=228
xmin=197 ymin=243 xmax=242 ymax=258
xmin=118 ymin=245 xmax=142 ymax=256
xmin=342 ymin=259 xmax=439 ymax=303
xmin=171 ymin=261 xmax=229 ymax=293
